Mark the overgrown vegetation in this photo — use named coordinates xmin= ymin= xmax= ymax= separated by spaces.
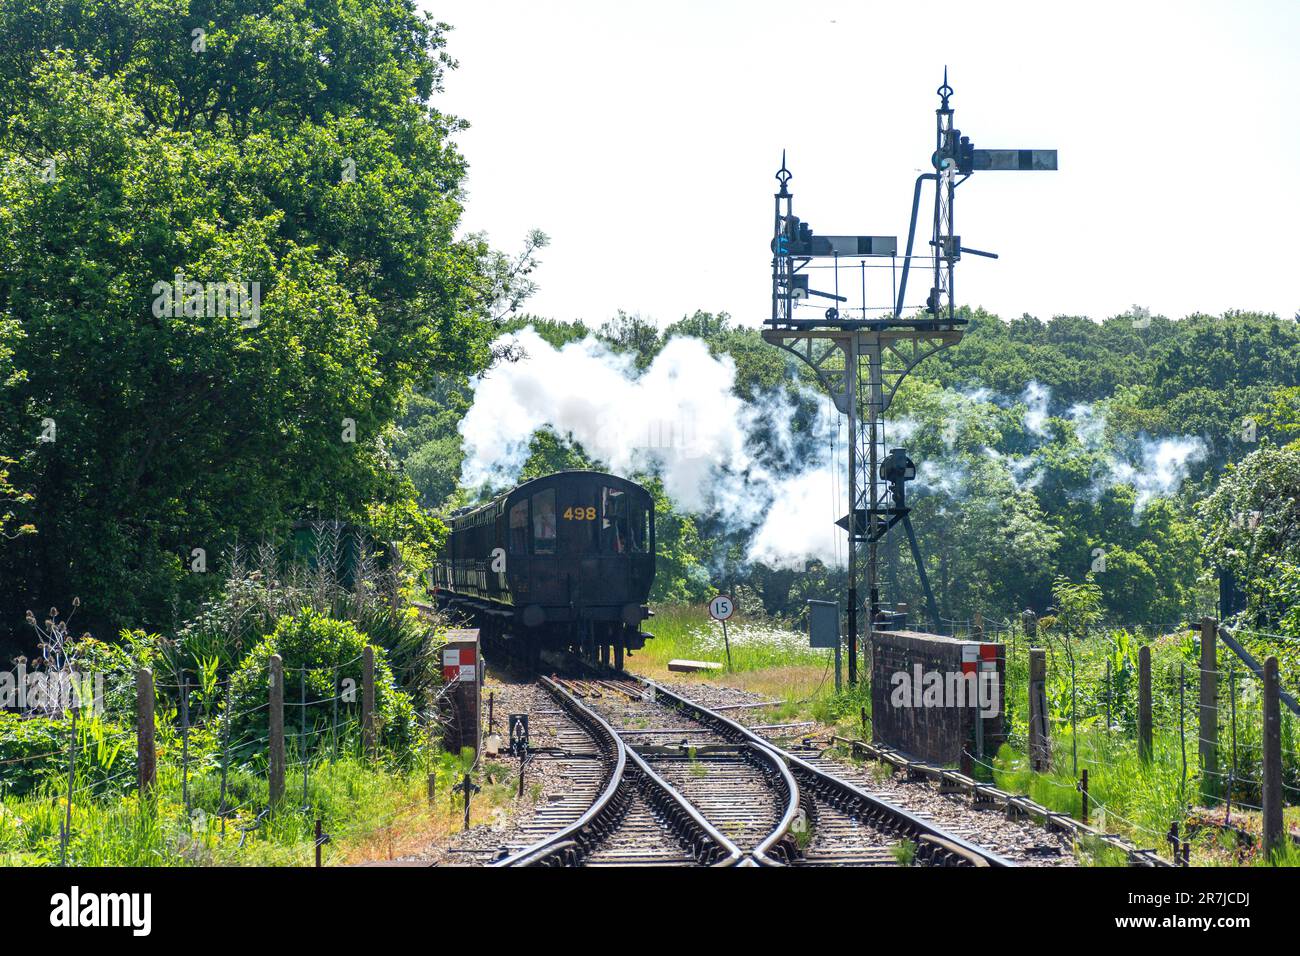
xmin=0 ymin=527 xmax=481 ymax=866
xmin=0 ymin=746 xmax=518 ymax=867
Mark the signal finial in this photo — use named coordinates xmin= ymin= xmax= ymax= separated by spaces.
xmin=937 ymin=67 xmax=953 ymax=111
xmin=776 ymin=150 xmax=792 ymax=196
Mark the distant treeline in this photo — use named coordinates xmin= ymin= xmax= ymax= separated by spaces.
xmin=395 ymin=308 xmax=1300 ymax=631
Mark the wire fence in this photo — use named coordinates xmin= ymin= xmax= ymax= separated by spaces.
xmin=965 ymin=615 xmax=1298 ymax=858
xmin=0 ymin=639 xmax=471 ymax=865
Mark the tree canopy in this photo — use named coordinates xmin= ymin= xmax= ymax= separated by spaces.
xmin=0 ymin=0 xmax=507 ymax=649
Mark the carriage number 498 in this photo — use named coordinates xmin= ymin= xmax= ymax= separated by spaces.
xmin=563 ymin=506 xmax=597 ymax=520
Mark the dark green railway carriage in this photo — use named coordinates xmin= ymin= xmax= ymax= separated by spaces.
xmin=432 ymin=471 xmax=655 ymax=667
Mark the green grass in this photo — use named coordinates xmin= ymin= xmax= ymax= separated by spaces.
xmin=635 ymin=604 xmax=831 ymax=674
xmin=809 ymin=680 xmax=873 ymax=731
xmin=987 ymin=725 xmax=1299 ymax=866
xmin=0 ymin=744 xmax=520 ymax=866
xmin=891 ymin=839 xmax=916 ymax=865
xmin=628 ymin=604 xmax=840 ymax=713
xmin=987 ymin=731 xmax=1186 ymax=854
xmin=790 ymin=812 xmax=814 ymax=851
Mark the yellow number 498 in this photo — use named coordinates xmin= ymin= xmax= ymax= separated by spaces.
xmin=563 ymin=506 xmax=596 ymax=520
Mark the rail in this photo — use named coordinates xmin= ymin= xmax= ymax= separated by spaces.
xmin=491 ymin=676 xmax=628 ymax=866
xmin=494 ymin=676 xmax=744 ymax=866
xmin=636 ymin=676 xmax=1013 ymax=868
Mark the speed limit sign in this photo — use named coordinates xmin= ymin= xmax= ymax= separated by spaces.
xmin=709 ymin=595 xmax=734 ymax=621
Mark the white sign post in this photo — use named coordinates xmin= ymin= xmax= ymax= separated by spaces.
xmin=709 ymin=595 xmax=735 ymax=669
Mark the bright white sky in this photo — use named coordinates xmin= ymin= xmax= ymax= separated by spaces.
xmin=428 ymin=0 xmax=1298 ymax=329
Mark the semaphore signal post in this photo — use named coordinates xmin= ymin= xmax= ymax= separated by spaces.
xmin=763 ymin=71 xmax=1057 ymax=685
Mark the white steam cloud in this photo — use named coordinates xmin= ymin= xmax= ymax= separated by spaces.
xmin=1110 ymin=436 xmax=1207 ymax=513
xmin=460 ymin=329 xmax=753 ymax=515
xmin=1068 ymin=402 xmax=1106 ymax=449
xmin=746 ymin=465 xmax=843 ymax=570
xmin=1021 ymin=381 xmax=1051 ymax=437
xmin=456 ymin=337 xmax=1208 ymax=572
xmin=964 ymin=380 xmax=1206 ymax=516
xmin=458 ymin=328 xmax=844 ymax=568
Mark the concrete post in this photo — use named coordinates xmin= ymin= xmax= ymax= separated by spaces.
xmin=1263 ymin=656 xmax=1284 ymax=857
xmin=136 ymin=668 xmax=156 ymax=795
xmin=1022 ymin=609 xmax=1037 ymax=642
xmin=362 ymin=645 xmax=377 ymax=759
xmin=1028 ymin=648 xmax=1051 ymax=772
xmin=1138 ymin=645 xmax=1152 ymax=763
xmin=1199 ymin=617 xmax=1219 ymax=803
xmin=269 ymin=654 xmax=285 ymax=805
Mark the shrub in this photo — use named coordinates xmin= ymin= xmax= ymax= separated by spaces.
xmin=174 ymin=532 xmax=438 ymax=695
xmin=0 ymin=712 xmax=137 ymax=798
xmin=223 ymin=610 xmax=417 ymax=762
xmin=0 ymin=713 xmax=66 ymax=796
xmin=67 ymin=630 xmax=167 ymax=722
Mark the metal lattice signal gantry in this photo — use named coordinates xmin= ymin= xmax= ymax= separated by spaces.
xmin=762 ymin=71 xmax=1057 ymax=685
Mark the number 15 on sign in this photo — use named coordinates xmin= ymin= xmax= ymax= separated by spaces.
xmin=709 ymin=595 xmax=734 ymax=669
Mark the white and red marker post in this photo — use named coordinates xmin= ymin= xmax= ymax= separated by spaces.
xmin=441 ymin=628 xmax=482 ymax=761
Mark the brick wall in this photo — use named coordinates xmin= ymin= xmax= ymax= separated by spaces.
xmin=869 ymin=629 xmax=1005 ymax=765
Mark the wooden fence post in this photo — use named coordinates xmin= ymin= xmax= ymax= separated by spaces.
xmin=1199 ymin=617 xmax=1219 ymax=803
xmin=1028 ymin=648 xmax=1051 ymax=772
xmin=973 ymin=612 xmax=984 ymax=642
xmin=1079 ymin=768 xmax=1089 ymax=826
xmin=61 ymin=705 xmax=77 ymax=865
xmin=1138 ymin=645 xmax=1152 ymax=763
xmin=362 ymin=645 xmax=376 ymax=759
xmin=269 ymin=654 xmax=285 ymax=805
xmin=1262 ymin=655 xmax=1284 ymax=857
xmin=136 ymin=668 xmax=156 ymax=795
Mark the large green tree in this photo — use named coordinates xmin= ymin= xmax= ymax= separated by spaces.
xmin=0 ymin=1 xmax=499 ymax=648
xmin=1200 ymin=443 xmax=1300 ymax=629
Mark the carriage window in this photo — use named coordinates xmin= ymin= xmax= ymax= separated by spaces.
xmin=601 ymin=487 xmax=628 ymax=553
xmin=532 ymin=489 xmax=557 ymax=554
xmin=629 ymin=501 xmax=649 ymax=553
xmin=509 ymin=500 xmax=528 ymax=553
xmin=561 ymin=487 xmax=598 ymax=554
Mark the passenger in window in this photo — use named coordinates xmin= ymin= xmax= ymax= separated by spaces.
xmin=510 ymin=501 xmax=528 ymax=552
xmin=602 ymin=487 xmax=628 ymax=553
xmin=533 ymin=491 xmax=557 ymax=552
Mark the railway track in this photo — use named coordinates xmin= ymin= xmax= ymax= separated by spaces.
xmin=493 ymin=675 xmax=749 ymax=866
xmin=493 ymin=671 xmax=1010 ymax=867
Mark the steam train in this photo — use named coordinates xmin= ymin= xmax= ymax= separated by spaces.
xmin=431 ymin=471 xmax=655 ymax=667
